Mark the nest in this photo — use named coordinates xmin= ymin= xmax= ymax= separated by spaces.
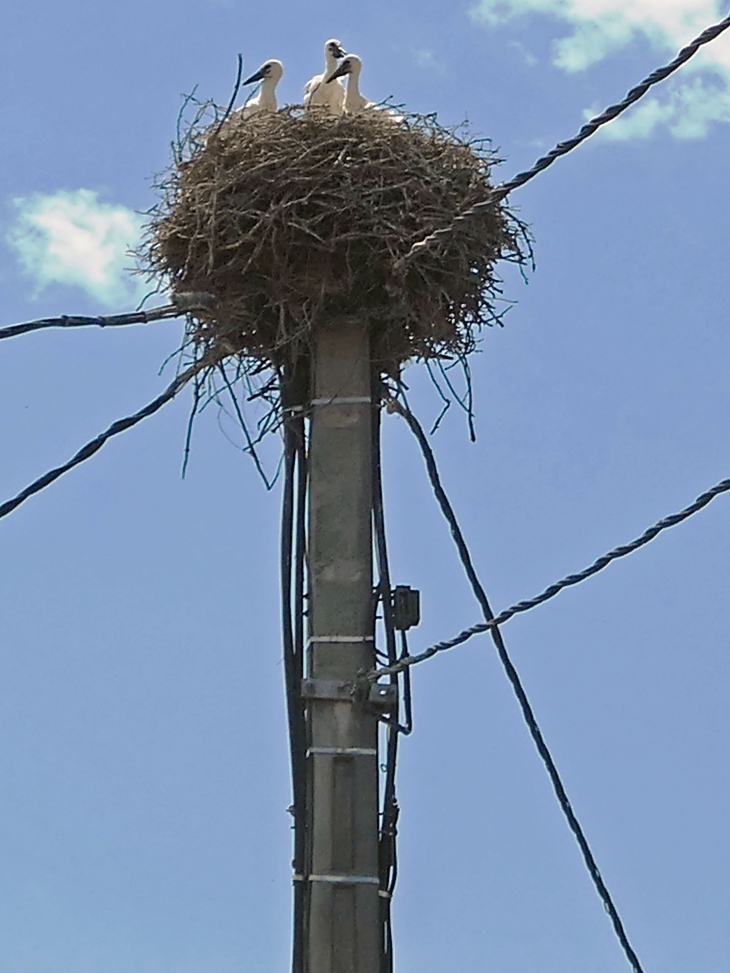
xmin=142 ymin=106 xmax=529 ymax=375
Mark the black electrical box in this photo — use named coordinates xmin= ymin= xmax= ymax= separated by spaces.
xmin=392 ymin=585 xmax=420 ymax=630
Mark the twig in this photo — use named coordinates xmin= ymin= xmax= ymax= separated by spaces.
xmin=211 ymin=53 xmax=244 ymax=139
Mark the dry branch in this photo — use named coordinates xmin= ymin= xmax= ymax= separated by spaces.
xmin=141 ymin=107 xmax=528 ymax=376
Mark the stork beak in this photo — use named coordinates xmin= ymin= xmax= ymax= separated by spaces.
xmin=334 ymin=44 xmax=346 ymax=59
xmin=327 ymin=61 xmax=348 ymax=83
xmin=243 ymin=67 xmax=266 ymax=85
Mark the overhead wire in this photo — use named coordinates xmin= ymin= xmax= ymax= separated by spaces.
xmin=398 ymin=6 xmax=730 ymax=265
xmin=292 ymin=409 xmax=308 ymax=973
xmin=0 ymin=293 xmax=215 ymax=341
xmin=0 ymin=353 xmax=216 ymax=523
xmin=370 ymin=452 xmax=730 ymax=679
xmin=279 ymin=363 xmax=309 ymax=973
xmin=386 ymin=397 xmax=646 ymax=973
xmin=371 ymin=391 xmax=401 ymax=973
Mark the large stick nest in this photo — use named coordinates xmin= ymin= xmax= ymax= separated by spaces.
xmin=142 ymin=106 xmax=529 ymax=373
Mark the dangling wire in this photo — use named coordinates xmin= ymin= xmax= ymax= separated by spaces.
xmin=371 ymin=377 xmax=404 ymax=973
xmin=279 ymin=360 xmax=309 ymax=973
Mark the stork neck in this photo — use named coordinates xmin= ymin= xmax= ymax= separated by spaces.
xmin=259 ymin=78 xmax=278 ymax=110
xmin=345 ymin=69 xmax=365 ymax=112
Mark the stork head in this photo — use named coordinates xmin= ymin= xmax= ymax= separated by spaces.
xmin=325 ymin=39 xmax=347 ymax=60
xmin=327 ymin=54 xmax=361 ymax=83
xmin=243 ymin=59 xmax=284 ymax=85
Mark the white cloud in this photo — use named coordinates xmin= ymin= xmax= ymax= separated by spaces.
xmin=471 ymin=0 xmax=730 ymax=139
xmin=509 ymin=40 xmax=539 ymax=66
xmin=412 ymin=47 xmax=447 ymax=73
xmin=7 ymin=189 xmax=145 ymax=308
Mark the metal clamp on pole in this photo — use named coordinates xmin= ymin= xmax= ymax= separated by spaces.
xmin=368 ymin=682 xmax=397 ymax=713
xmin=307 ymin=746 xmax=378 ymax=757
xmin=310 ymin=395 xmax=372 ymax=407
xmin=302 ymin=679 xmax=397 ymax=715
xmin=309 ymin=874 xmax=380 ymax=886
xmin=301 ymin=678 xmax=356 ymax=701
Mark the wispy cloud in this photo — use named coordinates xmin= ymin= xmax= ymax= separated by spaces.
xmin=471 ymin=0 xmax=730 ymax=139
xmin=7 ymin=189 xmax=145 ymax=308
xmin=412 ymin=47 xmax=447 ymax=73
xmin=508 ymin=40 xmax=538 ymax=67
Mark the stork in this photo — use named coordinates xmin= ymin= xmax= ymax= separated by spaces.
xmin=326 ymin=54 xmax=372 ymax=114
xmin=239 ymin=59 xmax=284 ymax=117
xmin=304 ymin=39 xmax=347 ymax=114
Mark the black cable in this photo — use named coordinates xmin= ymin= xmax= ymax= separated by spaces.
xmin=371 ymin=396 xmax=399 ymax=973
xmin=0 ymin=293 xmax=215 ymax=341
xmin=0 ymin=305 xmax=179 ymax=340
xmin=279 ymin=363 xmax=309 ymax=973
xmin=0 ymin=355 xmax=214 ymax=523
xmin=393 ymin=398 xmax=645 ymax=973
xmin=372 ymin=469 xmax=730 ymax=679
xmin=292 ymin=412 xmax=308 ymax=973
xmin=398 ymin=631 xmax=413 ymax=736
xmin=399 ymin=6 xmax=730 ymax=264
xmin=280 ymin=421 xmax=298 ymax=779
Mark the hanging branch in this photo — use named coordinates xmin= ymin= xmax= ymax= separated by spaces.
xmin=211 ymin=53 xmax=244 ymax=139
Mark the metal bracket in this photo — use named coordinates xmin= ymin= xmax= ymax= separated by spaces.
xmin=301 ymin=678 xmax=397 ymax=716
xmin=301 ymin=678 xmax=355 ymax=701
xmin=368 ymin=683 xmax=397 ymax=710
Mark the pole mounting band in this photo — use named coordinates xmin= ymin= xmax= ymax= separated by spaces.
xmin=309 ymin=874 xmax=380 ymax=886
xmin=310 ymin=395 xmax=372 ymax=406
xmin=307 ymin=746 xmax=377 ymax=756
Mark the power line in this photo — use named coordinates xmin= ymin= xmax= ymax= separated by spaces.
xmin=0 ymin=354 xmax=215 ymax=523
xmin=381 ymin=397 xmax=645 ymax=973
xmin=371 ymin=454 xmax=730 ymax=679
xmin=0 ymin=292 xmax=215 ymax=341
xmin=279 ymin=361 xmax=309 ymax=973
xmin=372 ymin=399 xmax=402 ymax=973
xmin=398 ymin=7 xmax=730 ymax=265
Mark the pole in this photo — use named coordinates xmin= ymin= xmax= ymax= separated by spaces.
xmin=303 ymin=318 xmax=381 ymax=973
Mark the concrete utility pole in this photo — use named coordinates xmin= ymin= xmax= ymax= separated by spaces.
xmin=303 ymin=318 xmax=382 ymax=973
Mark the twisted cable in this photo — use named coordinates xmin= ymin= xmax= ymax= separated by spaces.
xmin=382 ymin=398 xmax=645 ymax=973
xmin=0 ymin=354 xmax=215 ymax=522
xmin=399 ymin=8 xmax=730 ymax=264
xmin=0 ymin=293 xmax=215 ymax=341
xmin=371 ymin=472 xmax=730 ymax=680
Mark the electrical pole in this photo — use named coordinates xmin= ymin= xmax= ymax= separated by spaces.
xmin=302 ymin=317 xmax=382 ymax=973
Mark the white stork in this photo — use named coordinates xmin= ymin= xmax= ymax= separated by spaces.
xmin=239 ymin=59 xmax=284 ymax=117
xmin=326 ymin=54 xmax=372 ymax=114
xmin=304 ymin=39 xmax=347 ymax=114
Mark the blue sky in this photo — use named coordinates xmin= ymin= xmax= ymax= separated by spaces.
xmin=1 ymin=2 xmax=729 ymax=971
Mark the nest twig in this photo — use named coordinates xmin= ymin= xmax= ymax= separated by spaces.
xmin=141 ymin=105 xmax=530 ymax=378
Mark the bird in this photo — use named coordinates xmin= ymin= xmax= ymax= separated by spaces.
xmin=304 ymin=39 xmax=347 ymax=114
xmin=326 ymin=54 xmax=372 ymax=114
xmin=239 ymin=59 xmax=284 ymax=117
